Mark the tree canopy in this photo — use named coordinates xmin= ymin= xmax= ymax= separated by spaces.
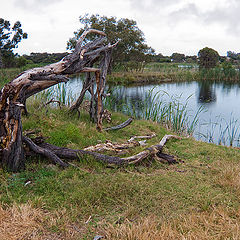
xmin=0 ymin=18 xmax=28 ymax=68
xmin=198 ymin=47 xmax=219 ymax=69
xmin=67 ymin=14 xmax=154 ymax=65
xmin=171 ymin=53 xmax=185 ymax=63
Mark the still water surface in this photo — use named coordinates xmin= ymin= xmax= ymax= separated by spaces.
xmin=58 ymin=75 xmax=240 ymax=146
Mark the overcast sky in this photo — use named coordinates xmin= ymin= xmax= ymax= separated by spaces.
xmin=1 ymin=0 xmax=239 ymax=56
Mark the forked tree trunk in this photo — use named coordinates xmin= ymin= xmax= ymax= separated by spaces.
xmin=0 ymin=29 xmax=116 ymax=171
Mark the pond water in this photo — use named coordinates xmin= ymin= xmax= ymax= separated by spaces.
xmin=55 ymin=75 xmax=240 ymax=146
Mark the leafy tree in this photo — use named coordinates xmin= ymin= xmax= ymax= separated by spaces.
xmin=15 ymin=56 xmax=28 ymax=68
xmin=0 ymin=18 xmax=28 ymax=68
xmin=185 ymin=55 xmax=197 ymax=63
xmin=171 ymin=53 xmax=185 ymax=63
xmin=153 ymin=53 xmax=171 ymax=63
xmin=67 ymin=14 xmax=154 ymax=67
xmin=198 ymin=47 xmax=219 ymax=69
xmin=227 ymin=51 xmax=238 ymax=60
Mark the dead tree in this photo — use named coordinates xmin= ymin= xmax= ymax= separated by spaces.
xmin=0 ymin=29 xmax=180 ymax=172
xmin=0 ymin=29 xmax=116 ymax=171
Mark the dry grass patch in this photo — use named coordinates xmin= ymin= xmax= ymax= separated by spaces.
xmin=0 ymin=202 xmax=86 ymax=240
xmin=213 ymin=161 xmax=240 ymax=193
xmin=104 ymin=206 xmax=240 ymax=240
xmin=0 ymin=202 xmax=45 ymax=240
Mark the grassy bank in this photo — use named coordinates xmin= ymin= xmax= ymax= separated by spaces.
xmin=1 ymin=99 xmax=240 ymax=239
xmin=108 ymin=63 xmax=199 ymax=85
xmin=1 ymin=65 xmax=240 ymax=239
xmin=108 ymin=62 xmax=240 ymax=85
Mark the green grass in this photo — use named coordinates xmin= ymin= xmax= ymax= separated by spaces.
xmin=1 ymin=99 xmax=240 ymax=238
xmin=2 ymin=64 xmax=240 ymax=238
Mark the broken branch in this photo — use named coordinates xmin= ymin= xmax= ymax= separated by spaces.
xmin=104 ymin=118 xmax=133 ymax=131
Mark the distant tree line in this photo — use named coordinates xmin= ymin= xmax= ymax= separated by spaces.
xmin=152 ymin=53 xmax=198 ymax=64
xmin=23 ymin=52 xmax=68 ymax=64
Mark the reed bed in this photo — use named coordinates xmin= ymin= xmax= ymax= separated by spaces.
xmin=198 ymin=115 xmax=240 ymax=147
xmin=105 ymin=88 xmax=203 ymax=136
xmin=199 ymin=68 xmax=240 ymax=82
xmin=109 ymin=63 xmax=240 ymax=84
xmin=34 ymin=83 xmax=75 ymax=107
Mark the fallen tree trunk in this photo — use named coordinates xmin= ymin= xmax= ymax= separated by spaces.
xmin=0 ymin=29 xmax=116 ymax=171
xmin=23 ymin=134 xmax=180 ymax=167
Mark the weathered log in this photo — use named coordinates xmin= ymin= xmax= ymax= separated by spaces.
xmin=82 ymin=133 xmax=156 ymax=153
xmin=36 ymin=142 xmax=125 ymax=166
xmin=128 ymin=133 xmax=156 ymax=142
xmin=83 ymin=140 xmax=139 ymax=154
xmin=24 ymin=134 xmax=180 ymax=167
xmin=122 ymin=135 xmax=181 ymax=164
xmin=0 ymin=29 xmax=116 ymax=171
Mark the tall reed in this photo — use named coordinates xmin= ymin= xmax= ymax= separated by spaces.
xmin=141 ymin=90 xmax=204 ymax=135
xmin=198 ymin=115 xmax=240 ymax=147
xmin=105 ymin=87 xmax=203 ymax=135
xmin=34 ymin=83 xmax=74 ymax=106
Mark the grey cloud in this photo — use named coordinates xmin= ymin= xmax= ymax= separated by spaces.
xmin=167 ymin=0 xmax=240 ymax=36
xmin=169 ymin=3 xmax=200 ymax=23
xmin=203 ymin=1 xmax=240 ymax=35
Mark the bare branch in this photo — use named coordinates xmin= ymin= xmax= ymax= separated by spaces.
xmin=75 ymin=28 xmax=106 ymax=50
xmin=104 ymin=118 xmax=133 ymax=131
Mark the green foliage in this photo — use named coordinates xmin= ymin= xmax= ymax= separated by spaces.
xmin=0 ymin=18 xmax=28 ymax=68
xmin=199 ymin=66 xmax=240 ymax=81
xmin=198 ymin=47 xmax=219 ymax=69
xmin=171 ymin=52 xmax=185 ymax=63
xmin=227 ymin=51 xmax=240 ymax=61
xmin=15 ymin=56 xmax=27 ymax=68
xmin=23 ymin=52 xmax=68 ymax=64
xmin=0 ymin=67 xmax=23 ymax=88
xmin=67 ymin=14 xmax=154 ymax=64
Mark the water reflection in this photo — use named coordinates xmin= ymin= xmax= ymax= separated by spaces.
xmin=198 ymin=81 xmax=216 ymax=104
